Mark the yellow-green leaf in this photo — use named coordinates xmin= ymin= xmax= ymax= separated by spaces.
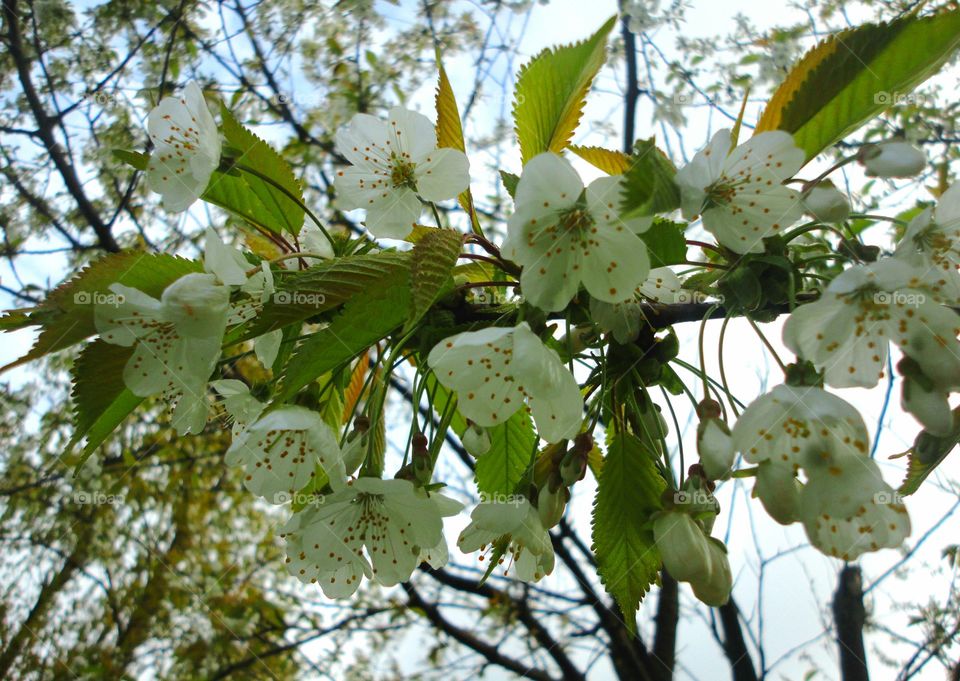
xmin=435 ymin=53 xmax=482 ymax=234
xmin=569 ymin=145 xmax=631 ymax=174
xmin=513 ymin=16 xmax=617 ymax=165
xmin=407 ymin=228 xmax=464 ymax=333
xmin=756 ymin=8 xmax=960 ymax=161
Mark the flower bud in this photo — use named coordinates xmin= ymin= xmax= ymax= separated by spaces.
xmin=859 ymin=141 xmax=926 ymax=178
xmin=161 ymin=273 xmax=230 ymax=338
xmin=559 ymin=449 xmax=588 ymax=486
xmin=537 ymin=483 xmax=568 ymax=529
xmin=341 ymin=418 xmax=371 ymax=475
xmin=690 ymin=537 xmax=732 ymax=606
xmin=412 ymin=432 xmax=432 ymax=485
xmin=462 ymin=422 xmax=491 ymax=457
xmin=697 ymin=417 xmax=735 ymax=481
xmin=653 ymin=511 xmax=712 ymax=583
xmin=802 ymin=182 xmax=850 ymax=223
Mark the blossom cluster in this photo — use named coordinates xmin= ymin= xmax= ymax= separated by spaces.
xmin=67 ymin=75 xmax=953 ymax=607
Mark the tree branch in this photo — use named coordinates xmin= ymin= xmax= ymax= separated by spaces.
xmin=833 ymin=565 xmax=869 ymax=681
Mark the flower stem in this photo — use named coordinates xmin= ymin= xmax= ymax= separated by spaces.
xmin=746 ymin=316 xmax=787 ymax=374
xmin=232 ymin=161 xmax=336 ymax=249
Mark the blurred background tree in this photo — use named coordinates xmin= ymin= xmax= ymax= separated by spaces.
xmin=0 ymin=0 xmax=958 ymax=679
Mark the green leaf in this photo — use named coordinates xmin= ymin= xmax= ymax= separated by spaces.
xmin=435 ymin=52 xmax=482 ymax=233
xmin=406 ymin=229 xmax=464 ymax=333
xmin=755 ymin=8 xmax=960 ymax=161
xmin=500 ymin=171 xmax=520 ymax=200
xmin=641 ymin=219 xmax=687 ymax=268
xmin=569 ymin=145 xmax=631 ymax=174
xmin=113 ymin=149 xmax=149 ymax=171
xmin=207 ymin=106 xmax=305 ymax=235
xmin=425 ymin=371 xmax=534 ymax=496
xmin=476 ymin=411 xmax=537 ymax=497
xmin=513 ymin=16 xmax=617 ymax=164
xmin=592 ymin=432 xmax=665 ymax=632
xmin=1 ymin=253 xmax=202 ymax=372
xmin=620 ymin=138 xmax=681 ymax=219
xmin=68 ymin=340 xmax=143 ymax=465
xmin=899 ymin=409 xmax=960 ymax=496
xmin=276 ymin=273 xmax=411 ymax=401
xmin=228 ymin=252 xmax=410 ymax=344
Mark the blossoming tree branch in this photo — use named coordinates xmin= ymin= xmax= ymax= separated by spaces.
xmin=4 ymin=7 xmax=960 ymax=627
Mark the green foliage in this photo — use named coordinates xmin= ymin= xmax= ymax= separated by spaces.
xmin=112 ymin=149 xmax=148 ymax=171
xmin=513 ymin=16 xmax=617 ymax=164
xmin=475 ymin=411 xmax=537 ymax=497
xmin=230 ymin=252 xmax=411 ymax=344
xmin=620 ymin=138 xmax=681 ymax=219
xmin=204 ymin=106 xmax=305 ymax=236
xmin=406 ymin=228 xmax=464 ymax=333
xmin=568 ymin=145 xmax=631 ymax=174
xmin=435 ymin=53 xmax=481 ymax=232
xmin=641 ymin=219 xmax=687 ymax=268
xmin=277 ymin=274 xmax=411 ymax=401
xmin=756 ymin=8 xmax=960 ymax=161
xmin=69 ymin=340 xmax=143 ymax=464
xmin=500 ymin=170 xmax=520 ymax=200
xmin=900 ymin=408 xmax=960 ymax=496
xmin=591 ymin=432 xmax=665 ymax=632
xmin=1 ymin=253 xmax=201 ymax=371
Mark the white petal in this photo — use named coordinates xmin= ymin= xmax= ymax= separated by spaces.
xmin=388 ymin=106 xmax=438 ymax=161
xmin=204 ymin=228 xmax=249 ymax=286
xmin=514 ymin=153 xmax=583 ymax=212
xmin=334 ymin=113 xmax=391 ymax=169
xmin=579 ymin=222 xmax=650 ymax=303
xmin=513 ymin=324 xmax=583 ymax=442
xmin=724 ymin=131 xmax=804 ymax=182
xmin=674 ymin=129 xmax=732 ymax=218
xmin=415 ymin=148 xmax=470 ymax=201
xmin=364 ymin=187 xmax=421 ymax=239
xmin=254 ymin=329 xmax=283 ymax=368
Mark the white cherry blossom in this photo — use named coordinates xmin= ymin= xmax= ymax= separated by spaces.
xmin=860 ymin=140 xmax=925 ymax=178
xmin=894 ymin=183 xmax=960 ymax=304
xmin=502 ymin=152 xmax=651 ymax=312
xmin=281 ymin=477 xmax=462 ymax=597
xmin=427 ymin=323 xmax=583 ymax=442
xmin=783 ymin=259 xmax=960 ymax=389
xmin=800 ymin=452 xmax=910 ymax=560
xmin=674 ymin=129 xmax=805 ymax=254
xmin=334 ymin=106 xmax=470 ymax=239
xmin=95 ymin=272 xmax=230 ymax=435
xmin=730 ymin=383 xmax=870 ymax=469
xmin=458 ymin=498 xmax=555 ymax=582
xmin=225 ymin=406 xmax=346 ymax=503
xmin=146 ymin=81 xmax=221 ymax=212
